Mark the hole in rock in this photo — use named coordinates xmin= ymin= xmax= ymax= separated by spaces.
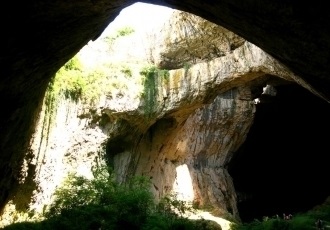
xmin=228 ymin=83 xmax=330 ymax=222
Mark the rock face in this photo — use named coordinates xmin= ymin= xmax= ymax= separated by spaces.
xmin=0 ymin=8 xmax=302 ymax=226
xmin=149 ymin=11 xmax=245 ymax=69
xmin=2 ymin=1 xmax=330 ymax=218
xmin=131 ymin=88 xmax=254 ymax=219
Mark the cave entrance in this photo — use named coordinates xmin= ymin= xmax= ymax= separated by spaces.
xmin=228 ymin=83 xmax=330 ymax=222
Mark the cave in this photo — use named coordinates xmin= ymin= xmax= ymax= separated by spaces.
xmin=228 ymin=83 xmax=330 ymax=222
xmin=2 ymin=1 xmax=330 ymax=225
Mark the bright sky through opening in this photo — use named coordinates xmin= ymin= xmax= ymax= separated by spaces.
xmin=101 ymin=2 xmax=174 ymax=38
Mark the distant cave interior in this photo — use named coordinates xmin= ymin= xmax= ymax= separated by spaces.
xmin=228 ymin=83 xmax=330 ymax=222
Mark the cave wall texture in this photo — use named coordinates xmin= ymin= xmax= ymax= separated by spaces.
xmin=1 ymin=0 xmax=330 ymax=214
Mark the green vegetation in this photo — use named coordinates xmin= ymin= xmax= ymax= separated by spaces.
xmin=183 ymin=62 xmax=191 ymax=78
xmin=120 ymin=66 xmax=133 ymax=77
xmin=230 ymin=198 xmax=330 ymax=230
xmin=158 ymin=69 xmax=170 ymax=84
xmin=117 ymin=26 xmax=135 ymax=36
xmin=41 ymin=57 xmax=87 ymax=145
xmin=140 ymin=66 xmax=158 ymax=118
xmin=104 ymin=26 xmax=135 ymax=44
xmin=40 ymin=56 xmax=114 ymax=149
xmin=52 ymin=56 xmax=86 ymax=101
xmin=3 ymin=166 xmax=221 ymax=230
xmin=140 ymin=65 xmax=170 ymax=118
xmin=48 ymin=58 xmax=145 ymax=107
xmin=43 ymin=22 xmax=170 ymax=122
xmin=50 ymin=59 xmax=106 ymax=105
xmin=39 ymin=37 xmax=171 ymax=144
xmin=46 ymin=25 xmax=140 ymax=108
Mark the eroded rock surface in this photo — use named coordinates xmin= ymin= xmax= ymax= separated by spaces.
xmin=0 ymin=7 xmax=302 ymax=226
xmin=149 ymin=10 xmax=245 ymax=69
xmin=2 ymin=1 xmax=330 ymax=221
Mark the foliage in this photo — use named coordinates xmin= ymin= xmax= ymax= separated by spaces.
xmin=140 ymin=66 xmax=158 ymax=118
xmin=3 ymin=166 xmax=220 ymax=230
xmin=139 ymin=65 xmax=170 ymax=118
xmin=117 ymin=26 xmax=135 ymax=36
xmin=63 ymin=56 xmax=83 ymax=71
xmin=45 ymin=38 xmax=169 ymax=122
xmin=42 ymin=56 xmax=87 ymax=142
xmin=139 ymin=66 xmax=170 ymax=84
xmin=230 ymin=197 xmax=330 ymax=230
xmin=40 ymin=40 xmax=147 ymax=142
xmin=51 ymin=60 xmax=100 ymax=104
xmin=49 ymin=33 xmax=144 ymax=106
xmin=48 ymin=58 xmax=144 ymax=107
xmin=158 ymin=69 xmax=170 ymax=83
xmin=120 ymin=66 xmax=133 ymax=77
xmin=157 ymin=193 xmax=196 ymax=217
xmin=104 ymin=26 xmax=135 ymax=44
xmin=140 ymin=65 xmax=158 ymax=78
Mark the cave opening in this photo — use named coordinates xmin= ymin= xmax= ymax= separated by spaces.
xmin=228 ymin=83 xmax=330 ymax=222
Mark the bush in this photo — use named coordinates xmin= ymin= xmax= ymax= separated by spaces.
xmin=3 ymin=166 xmax=220 ymax=230
xmin=231 ymin=210 xmax=329 ymax=230
xmin=43 ymin=167 xmax=154 ymax=229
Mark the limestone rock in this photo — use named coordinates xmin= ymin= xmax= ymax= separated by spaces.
xmin=150 ymin=10 xmax=245 ymax=69
xmin=2 ymin=2 xmax=330 ymax=221
xmin=0 ymin=7 xmax=300 ymax=226
xmin=131 ymin=88 xmax=254 ymax=219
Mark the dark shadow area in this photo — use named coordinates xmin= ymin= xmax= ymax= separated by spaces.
xmin=105 ymin=135 xmax=132 ymax=168
xmin=228 ymin=83 xmax=330 ymax=222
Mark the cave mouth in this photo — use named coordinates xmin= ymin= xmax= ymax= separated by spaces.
xmin=228 ymin=83 xmax=330 ymax=223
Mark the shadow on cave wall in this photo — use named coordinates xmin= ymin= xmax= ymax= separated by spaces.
xmin=228 ymin=83 xmax=330 ymax=222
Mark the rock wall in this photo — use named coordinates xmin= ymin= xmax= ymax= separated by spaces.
xmin=0 ymin=95 xmax=109 ymax=226
xmin=0 ymin=8 xmax=300 ymax=226
xmin=129 ymin=87 xmax=255 ymax=218
xmin=2 ymin=1 xmax=330 ymax=223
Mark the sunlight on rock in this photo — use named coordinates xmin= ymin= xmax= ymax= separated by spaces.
xmin=173 ymin=164 xmax=233 ymax=230
xmin=173 ymin=164 xmax=194 ymax=201
xmin=79 ymin=2 xmax=174 ymax=69
xmin=173 ymin=164 xmax=231 ymax=230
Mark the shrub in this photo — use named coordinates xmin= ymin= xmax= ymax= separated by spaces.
xmin=3 ymin=166 xmax=222 ymax=230
xmin=139 ymin=65 xmax=170 ymax=118
xmin=117 ymin=26 xmax=135 ymax=37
